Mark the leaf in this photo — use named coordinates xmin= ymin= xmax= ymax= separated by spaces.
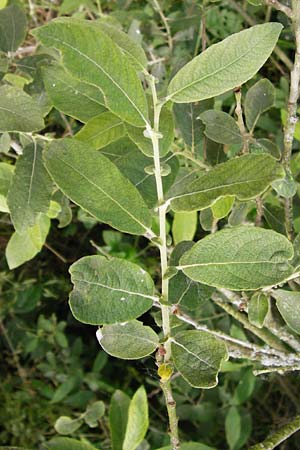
xmin=6 ymin=214 xmax=50 ymax=270
xmin=250 ymin=138 xmax=281 ymax=159
xmin=225 ymin=406 xmax=241 ymax=450
xmin=101 ymin=138 xmax=179 ymax=208
xmin=156 ymin=444 xmax=217 ymax=450
xmin=179 ymin=226 xmax=294 ymax=291
xmin=0 ymin=162 xmax=14 ymax=212
xmin=43 ymin=139 xmax=152 ymax=235
xmin=123 ymin=386 xmax=149 ymax=450
xmin=54 ymin=417 xmax=83 ymax=435
xmin=69 ymin=256 xmax=154 ymax=325
xmin=272 ymin=290 xmax=300 ymax=334
xmin=110 ymin=390 xmax=130 ymax=450
xmin=272 ymin=173 xmax=297 ymax=199
xmin=234 ymin=368 xmax=256 ymax=405
xmin=126 ymin=106 xmax=174 ymax=157
xmin=7 ymin=143 xmax=52 ymax=234
xmin=169 ymin=241 xmax=214 ymax=311
xmin=45 ymin=437 xmax=97 ymax=450
xmin=95 ymin=20 xmax=147 ymax=72
xmin=42 ymin=63 xmax=106 ymax=123
xmin=32 ymin=18 xmax=149 ymax=127
xmin=172 ymin=212 xmax=197 ymax=245
xmin=84 ymin=401 xmax=105 ymax=427
xmin=0 ymin=4 xmax=27 ymax=52
xmin=0 ymin=85 xmax=44 ymax=132
xmin=199 ymin=110 xmax=242 ymax=145
xmin=167 ymin=23 xmax=282 ymax=103
xmin=173 ymin=100 xmax=213 ymax=154
xmin=248 ymin=292 xmax=269 ymax=328
xmin=171 ymin=330 xmax=228 ymax=388
xmin=170 ymin=154 xmax=284 ymax=212
xmin=211 ymin=195 xmax=235 ymax=219
xmin=245 ymin=79 xmax=275 ymax=132
xmin=51 ymin=376 xmax=78 ymax=403
xmin=97 ymin=320 xmax=159 ymax=359
xmin=75 ymin=112 xmax=125 ymax=149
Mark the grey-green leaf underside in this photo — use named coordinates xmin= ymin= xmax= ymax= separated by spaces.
xmin=69 ymin=256 xmax=155 ymax=325
xmin=179 ymin=226 xmax=294 ymax=290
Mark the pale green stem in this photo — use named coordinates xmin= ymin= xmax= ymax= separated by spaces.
xmin=148 ymin=74 xmax=180 ymax=450
xmin=250 ymin=416 xmax=300 ymax=449
xmin=234 ymin=89 xmax=249 ymax=154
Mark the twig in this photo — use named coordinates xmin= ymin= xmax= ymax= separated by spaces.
xmin=44 ymin=242 xmax=68 ymax=263
xmin=262 ymin=0 xmax=293 ymax=18
xmin=152 ymin=0 xmax=173 ymax=52
xmin=250 ymin=416 xmax=300 ymax=449
xmin=234 ymin=88 xmax=249 ymax=153
xmin=255 ymin=196 xmax=264 ymax=226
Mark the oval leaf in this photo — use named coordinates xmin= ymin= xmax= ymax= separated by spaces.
xmin=179 ymin=226 xmax=294 ymax=291
xmin=167 ymin=23 xmax=282 ymax=103
xmin=272 ymin=289 xmax=300 ymax=334
xmin=69 ymin=256 xmax=154 ymax=325
xmin=200 ymin=110 xmax=242 ymax=145
xmin=109 ymin=390 xmax=130 ymax=450
xmin=32 ymin=18 xmax=149 ymax=127
xmin=75 ymin=112 xmax=125 ymax=149
xmin=171 ymin=330 xmax=228 ymax=388
xmin=170 ymin=154 xmax=284 ymax=212
xmin=248 ymin=292 xmax=269 ymax=328
xmin=97 ymin=320 xmax=159 ymax=359
xmin=245 ymin=78 xmax=275 ymax=132
xmin=43 ymin=138 xmax=152 ymax=236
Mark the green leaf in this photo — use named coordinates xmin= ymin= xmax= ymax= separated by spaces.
xmin=170 ymin=154 xmax=284 ymax=212
xmin=179 ymin=226 xmax=294 ymax=290
xmin=199 ymin=110 xmax=242 ymax=145
xmin=234 ymin=368 xmax=256 ymax=405
xmin=6 ymin=214 xmax=50 ymax=270
xmin=7 ymin=143 xmax=52 ymax=234
xmin=272 ymin=290 xmax=300 ymax=334
xmin=102 ymin=138 xmax=179 ymax=208
xmin=84 ymin=401 xmax=105 ymax=427
xmin=33 ymin=18 xmax=149 ymax=127
xmin=0 ymin=85 xmax=44 ymax=132
xmin=272 ymin=173 xmax=297 ymax=199
xmin=51 ymin=376 xmax=78 ymax=403
xmin=45 ymin=437 xmax=97 ymax=450
xmin=126 ymin=106 xmax=174 ymax=157
xmin=95 ymin=20 xmax=147 ymax=71
xmin=0 ymin=162 xmax=14 ymax=212
xmin=167 ymin=23 xmax=282 ymax=103
xmin=250 ymin=138 xmax=281 ymax=159
xmin=171 ymin=330 xmax=228 ymax=388
xmin=69 ymin=256 xmax=154 ymax=325
xmin=0 ymin=4 xmax=27 ymax=52
xmin=75 ymin=112 xmax=125 ymax=149
xmin=225 ymin=406 xmax=241 ymax=450
xmin=211 ymin=195 xmax=235 ymax=219
xmin=173 ymin=100 xmax=213 ymax=154
xmin=156 ymin=444 xmax=217 ymax=450
xmin=43 ymin=139 xmax=152 ymax=235
xmin=123 ymin=386 xmax=149 ymax=450
xmin=42 ymin=63 xmax=106 ymax=123
xmin=54 ymin=416 xmax=83 ymax=435
xmin=245 ymin=79 xmax=275 ymax=132
xmin=110 ymin=390 xmax=130 ymax=450
xmin=248 ymin=292 xmax=269 ymax=328
xmin=169 ymin=241 xmax=214 ymax=311
xmin=97 ymin=320 xmax=159 ymax=359
xmin=172 ymin=212 xmax=197 ymax=245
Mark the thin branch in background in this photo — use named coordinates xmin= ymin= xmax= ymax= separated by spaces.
xmin=262 ymin=0 xmax=293 ymax=18
xmin=152 ymin=0 xmax=173 ymax=52
xmin=250 ymin=416 xmax=300 ymax=450
xmin=44 ymin=242 xmax=68 ymax=263
xmin=234 ymin=88 xmax=249 ymax=153
xmin=281 ymin=1 xmax=300 ymax=240
xmin=255 ymin=196 xmax=264 ymax=226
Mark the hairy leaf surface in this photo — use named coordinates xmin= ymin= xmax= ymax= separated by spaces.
xmin=75 ymin=112 xmax=125 ymax=149
xmin=179 ymin=226 xmax=294 ymax=290
xmin=167 ymin=23 xmax=282 ymax=103
xmin=69 ymin=256 xmax=154 ymax=325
